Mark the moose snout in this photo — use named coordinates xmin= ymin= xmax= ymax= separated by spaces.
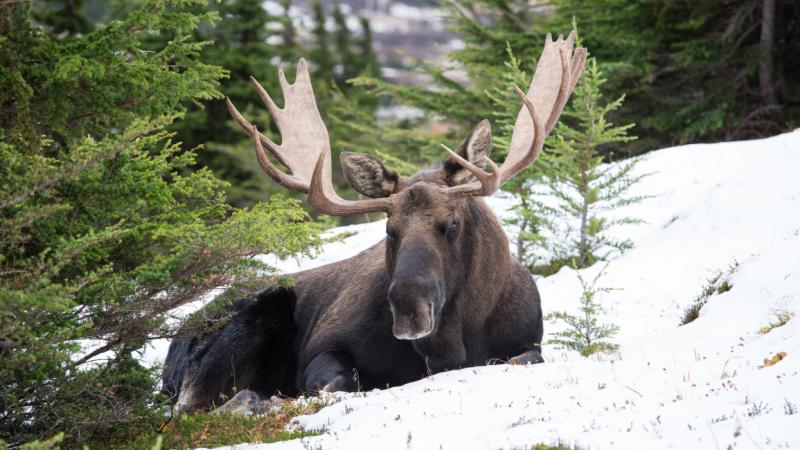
xmin=388 ymin=278 xmax=441 ymax=340
xmin=390 ymin=297 xmax=434 ymax=340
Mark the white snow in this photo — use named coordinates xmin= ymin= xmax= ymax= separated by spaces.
xmin=211 ymin=130 xmax=800 ymax=450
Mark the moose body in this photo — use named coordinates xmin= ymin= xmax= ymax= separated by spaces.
xmin=292 ymin=187 xmax=543 ymax=392
xmin=162 ymin=33 xmax=586 ymax=412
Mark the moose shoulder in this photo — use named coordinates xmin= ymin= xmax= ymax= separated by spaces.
xmin=161 ymin=33 xmax=587 ymax=412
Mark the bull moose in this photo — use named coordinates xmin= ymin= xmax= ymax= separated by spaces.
xmin=162 ymin=33 xmax=587 ymax=412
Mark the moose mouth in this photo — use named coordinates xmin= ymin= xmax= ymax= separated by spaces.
xmin=391 ymin=299 xmax=435 ymax=340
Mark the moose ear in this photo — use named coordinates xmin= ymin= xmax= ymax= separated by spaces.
xmin=443 ymin=119 xmax=492 ymax=186
xmin=340 ymin=152 xmax=399 ymax=198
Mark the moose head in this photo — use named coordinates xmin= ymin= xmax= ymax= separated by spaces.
xmin=226 ymin=33 xmax=586 ymax=341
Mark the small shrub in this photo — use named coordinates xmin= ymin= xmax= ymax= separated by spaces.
xmin=784 ymin=399 xmax=797 ymax=415
xmin=680 ymin=261 xmax=739 ymax=325
xmin=747 ymin=401 xmax=771 ymax=417
xmin=716 ymin=280 xmax=732 ymax=294
xmin=504 ymin=443 xmax=580 ymax=450
xmin=531 ymin=444 xmax=578 ymax=450
xmin=546 ymin=263 xmax=619 ymax=356
xmin=758 ymin=310 xmax=794 ymax=334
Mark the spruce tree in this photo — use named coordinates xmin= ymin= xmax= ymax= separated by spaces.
xmin=355 ymin=0 xmax=800 ymax=160
xmin=481 ymin=49 xmax=555 ymax=270
xmin=547 ymin=264 xmax=619 ymax=356
xmin=0 ymin=1 xmax=320 ymax=445
xmin=34 ymin=0 xmax=94 ymax=35
xmin=357 ymin=17 xmax=379 ymax=78
xmin=528 ymin=58 xmax=642 ymax=270
xmin=332 ymin=2 xmax=356 ymax=83
xmin=310 ymin=0 xmax=333 ymax=80
xmin=552 ymin=0 xmax=800 ymax=151
xmin=280 ymin=0 xmax=298 ymax=52
xmin=172 ymin=0 xmax=298 ymax=207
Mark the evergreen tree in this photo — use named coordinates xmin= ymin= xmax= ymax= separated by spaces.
xmin=0 ymin=1 xmax=320 ymax=445
xmin=315 ymin=1 xmax=377 ymax=87
xmin=280 ymin=0 xmax=298 ymax=51
xmin=358 ymin=17 xmax=379 ymax=78
xmin=547 ymin=263 xmax=619 ymax=356
xmin=447 ymin=0 xmax=546 ymax=76
xmin=552 ymin=0 xmax=800 ymax=152
xmin=480 ymin=48 xmax=556 ymax=270
xmin=310 ymin=0 xmax=333 ymax=80
xmin=172 ymin=0 xmax=299 ymax=207
xmin=532 ymin=58 xmax=643 ymax=270
xmin=356 ymin=0 xmax=800 ymax=159
xmin=34 ymin=0 xmax=94 ymax=35
xmin=332 ymin=2 xmax=356 ymax=83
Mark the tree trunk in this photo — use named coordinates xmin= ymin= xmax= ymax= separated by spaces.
xmin=759 ymin=0 xmax=778 ymax=106
xmin=578 ymin=147 xmax=590 ymax=268
xmin=578 ymin=196 xmax=589 ymax=267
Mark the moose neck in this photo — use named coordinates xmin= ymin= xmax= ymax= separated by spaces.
xmin=456 ymin=196 xmax=513 ymax=326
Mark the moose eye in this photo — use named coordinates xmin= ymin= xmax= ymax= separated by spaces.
xmin=446 ymin=220 xmax=459 ymax=242
xmin=386 ymin=227 xmax=398 ymax=242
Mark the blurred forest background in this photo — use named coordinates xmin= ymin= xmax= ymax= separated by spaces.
xmin=19 ymin=0 xmax=799 ymax=210
xmin=1 ymin=0 xmax=798 ymax=447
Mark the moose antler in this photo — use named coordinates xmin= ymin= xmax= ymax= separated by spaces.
xmin=442 ymin=32 xmax=587 ymax=197
xmin=228 ymin=34 xmax=585 ymax=215
xmin=226 ymin=59 xmax=390 ymax=215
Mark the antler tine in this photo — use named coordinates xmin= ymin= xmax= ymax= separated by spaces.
xmin=505 ymin=84 xmax=546 ymax=184
xmin=250 ymin=76 xmax=280 ymax=117
xmin=544 ymin=49 xmax=571 ymax=134
xmin=439 ymin=84 xmax=545 ymax=198
xmin=226 ymin=95 xmax=292 ymax=167
xmin=308 ymin=148 xmax=391 ymax=216
xmin=439 ymin=144 xmax=501 ymax=196
xmin=546 ymin=47 xmax=587 ymax=134
xmin=250 ymin=124 xmax=309 ymax=193
xmin=546 ymin=31 xmax=587 ymax=133
xmin=570 ymin=48 xmax=588 ymax=92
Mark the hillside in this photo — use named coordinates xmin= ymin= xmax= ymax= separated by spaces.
xmin=202 ymin=129 xmax=800 ymax=449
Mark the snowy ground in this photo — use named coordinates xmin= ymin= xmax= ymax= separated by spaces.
xmin=207 ymin=130 xmax=800 ymax=450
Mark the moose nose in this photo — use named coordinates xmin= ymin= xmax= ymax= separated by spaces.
xmin=390 ymin=297 xmax=434 ymax=340
xmin=388 ymin=276 xmax=441 ymax=340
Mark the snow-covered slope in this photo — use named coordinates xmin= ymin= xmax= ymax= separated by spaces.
xmin=216 ymin=130 xmax=800 ymax=450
